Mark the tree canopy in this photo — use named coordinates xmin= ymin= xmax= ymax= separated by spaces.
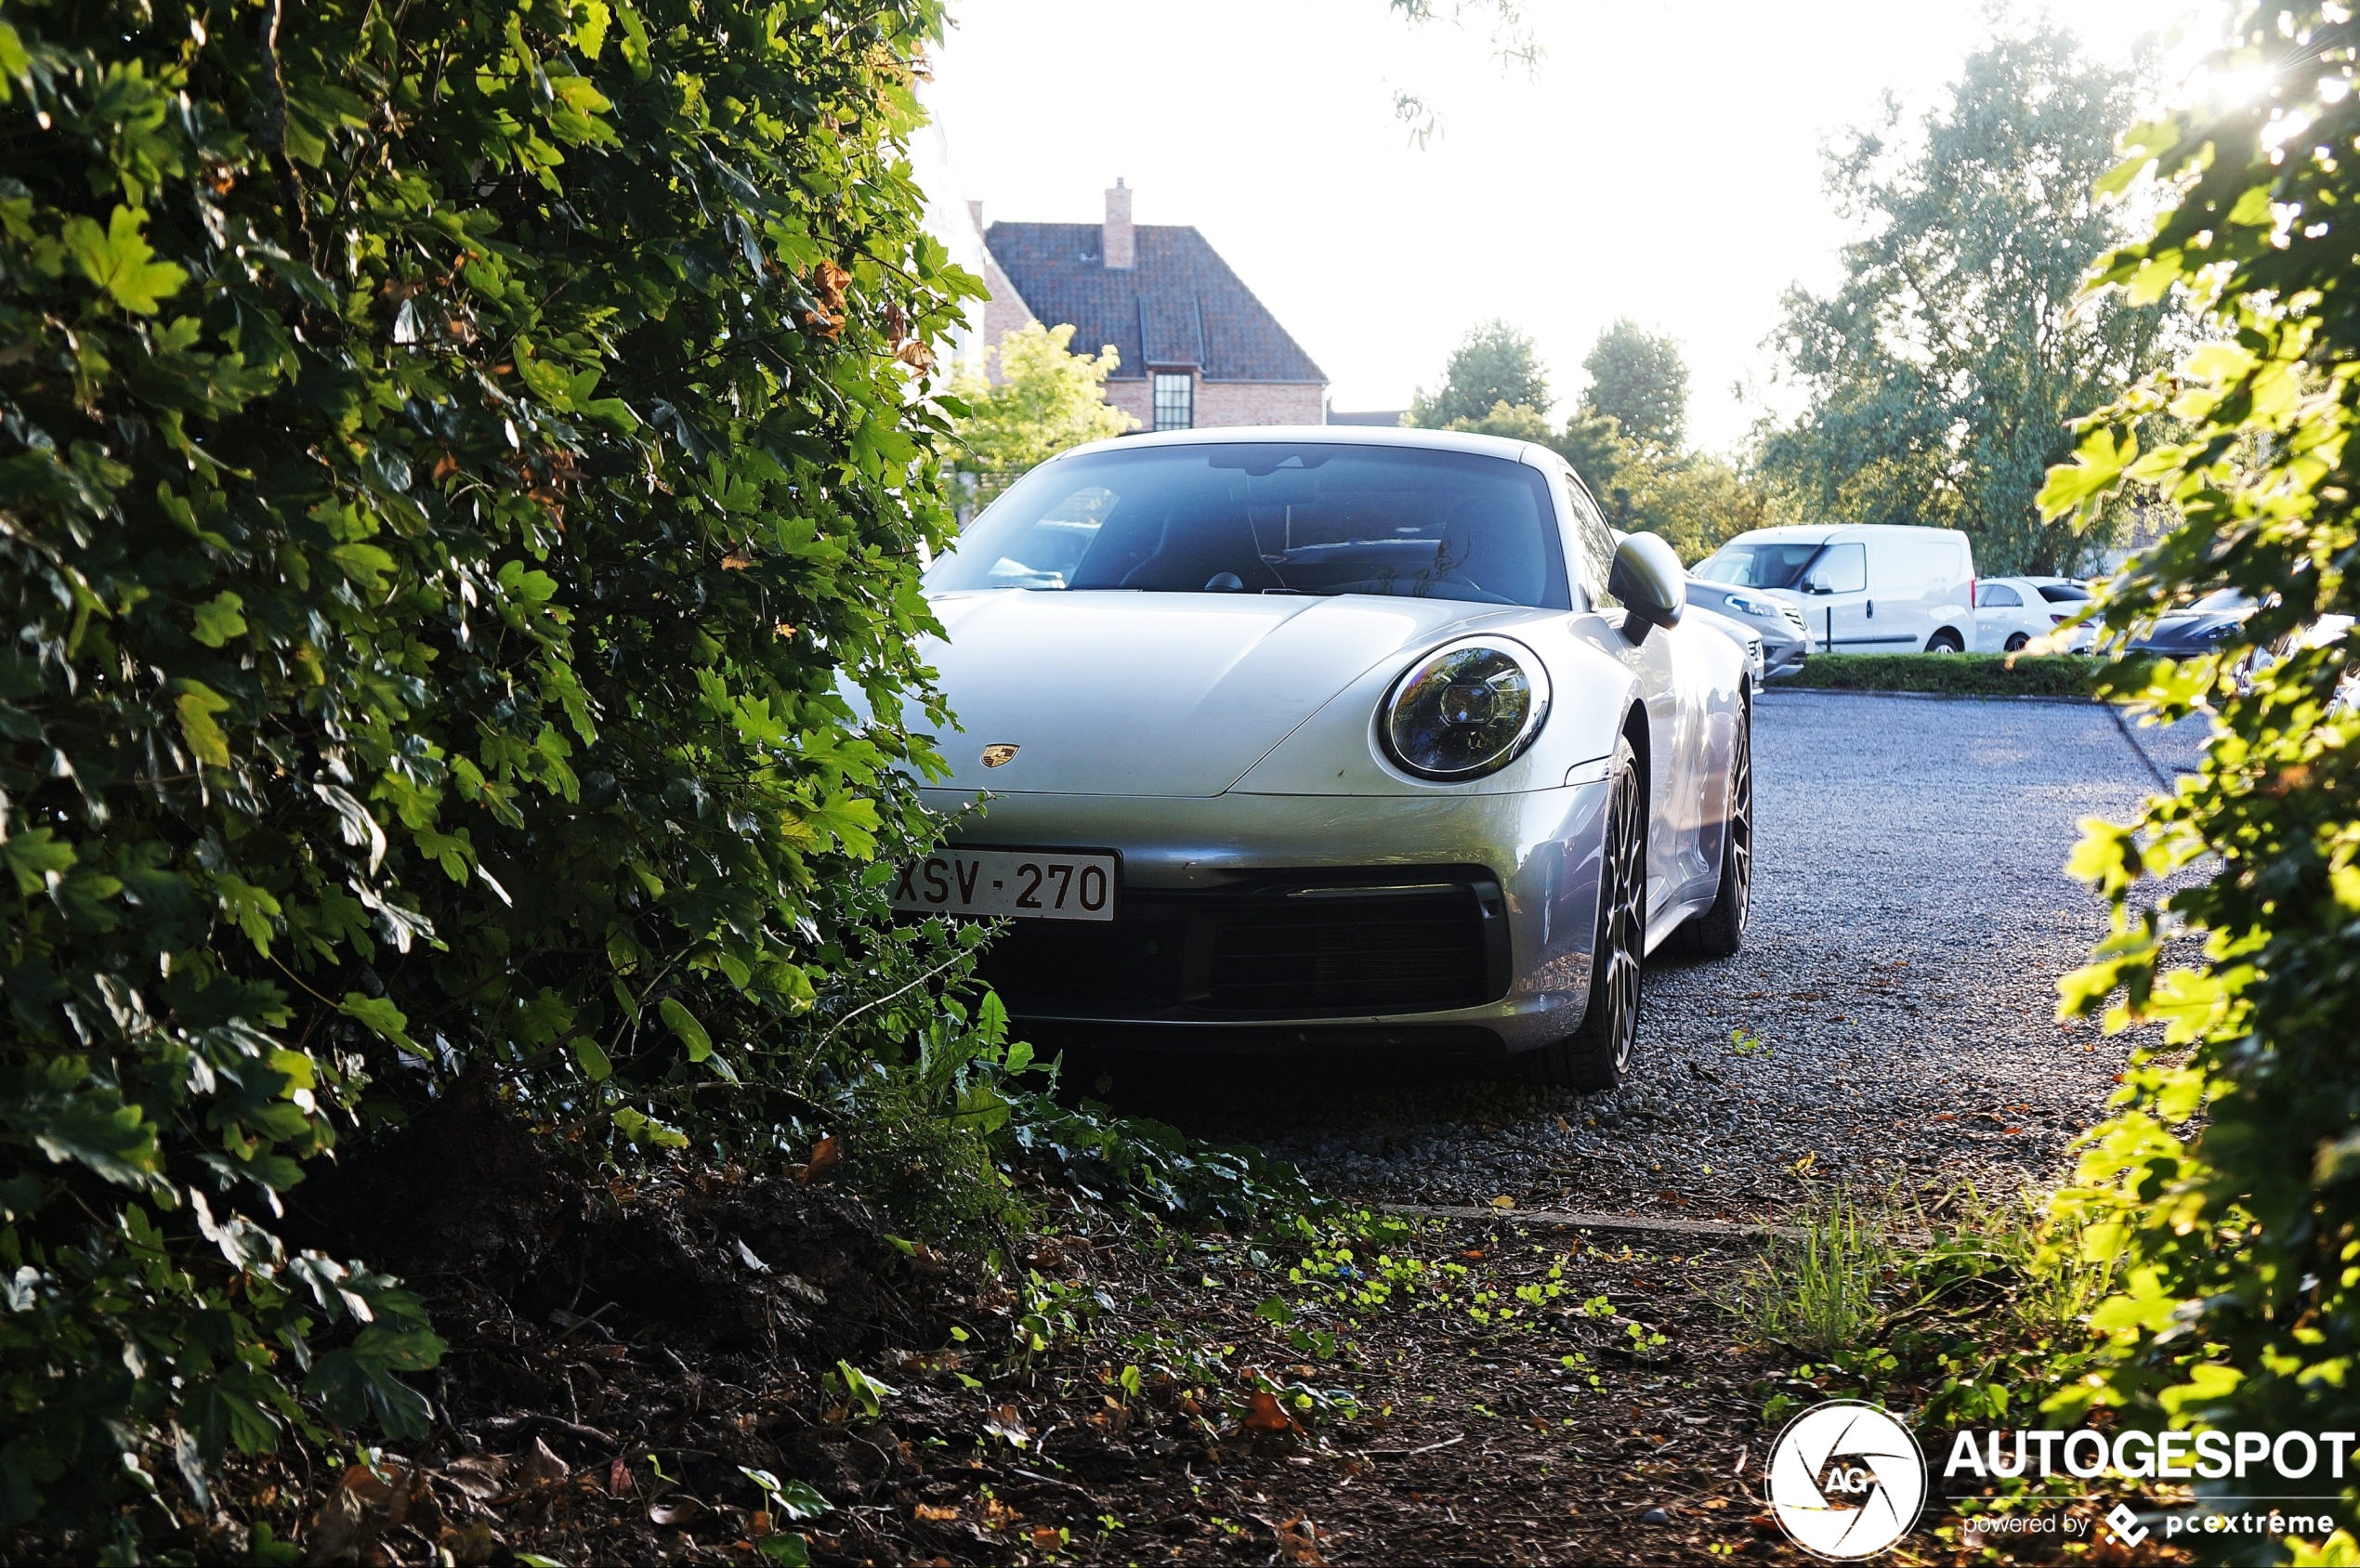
xmin=1580 ymin=319 xmax=1689 ymax=451
xmin=1762 ymin=24 xmax=2180 ymax=575
xmin=1409 ymin=319 xmax=1550 ymax=428
xmin=947 ymin=322 xmax=1135 ymax=475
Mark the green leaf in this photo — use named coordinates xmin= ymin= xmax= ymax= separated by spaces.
xmin=658 ymin=996 xmax=713 ymax=1061
xmin=174 ymin=681 xmax=232 ymax=768
xmin=0 ymin=828 xmax=76 ymax=895
xmin=61 ymin=206 xmax=189 ymax=315
xmin=756 ymin=1536 xmax=809 ymax=1567
xmin=189 ymin=592 xmax=246 ymax=648
xmin=572 ymin=1037 xmax=613 ymax=1081
xmin=338 ymin=993 xmax=423 ymax=1057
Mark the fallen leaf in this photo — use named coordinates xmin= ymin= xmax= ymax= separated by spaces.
xmin=1488 ymin=1195 xmax=1515 ymax=1209
xmin=982 ymin=1496 xmax=1022 ymax=1528
xmin=1273 ymin=1514 xmax=1325 ymax=1565
xmin=607 ymin=1456 xmax=634 ymax=1496
xmin=1029 ymin=1523 xmax=1064 ymax=1548
xmin=798 ymin=1135 xmax=842 ymax=1184
xmin=442 ymin=1456 xmax=509 ymax=1501
xmin=1933 ymin=1112 xmax=1957 ymax=1121
xmin=649 ymin=1497 xmax=707 ymax=1526
xmin=440 ymin=1520 xmax=501 ymax=1567
xmin=1242 ymin=1391 xmax=1299 ymax=1434
xmin=518 ymin=1437 xmax=569 ymax=1490
xmin=913 ymin=1503 xmax=961 ymax=1522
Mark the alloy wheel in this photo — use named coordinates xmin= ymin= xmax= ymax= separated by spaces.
xmin=1596 ymin=765 xmax=1646 ymax=1075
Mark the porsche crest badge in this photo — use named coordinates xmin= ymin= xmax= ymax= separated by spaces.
xmin=980 ymin=743 xmax=1019 ymax=768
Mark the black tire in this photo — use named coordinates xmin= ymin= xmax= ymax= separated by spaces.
xmin=2003 ymin=631 xmax=2030 ymax=652
xmin=1529 ymin=739 xmax=1646 ymax=1091
xmin=1666 ymin=705 xmax=1751 ymax=959
xmin=1926 ymin=628 xmax=1965 ymax=653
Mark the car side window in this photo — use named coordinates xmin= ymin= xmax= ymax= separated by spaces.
xmin=1559 ymin=468 xmax=1620 ymax=609
xmin=1803 ymin=542 xmax=1867 ymax=594
xmin=1978 ymin=583 xmax=2023 ymax=608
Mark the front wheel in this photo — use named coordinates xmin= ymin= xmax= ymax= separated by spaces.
xmin=1926 ymin=628 xmax=1966 ymax=654
xmin=2003 ymin=631 xmax=2030 ymax=653
xmin=1529 ymin=739 xmax=1646 ymax=1091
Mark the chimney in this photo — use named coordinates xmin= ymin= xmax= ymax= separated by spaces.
xmin=1103 ymin=178 xmax=1134 ymax=270
xmin=967 ymin=199 xmax=984 ymax=233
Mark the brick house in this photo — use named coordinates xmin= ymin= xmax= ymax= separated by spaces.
xmin=977 ymin=182 xmax=1328 ymax=429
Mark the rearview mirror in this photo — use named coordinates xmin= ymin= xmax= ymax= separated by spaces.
xmin=1608 ymin=532 xmax=1685 ymax=635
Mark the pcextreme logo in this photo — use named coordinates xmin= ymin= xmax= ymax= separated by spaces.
xmin=1766 ymin=1399 xmax=1927 ymax=1560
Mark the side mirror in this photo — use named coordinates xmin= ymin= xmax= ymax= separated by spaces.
xmin=1608 ymin=532 xmax=1685 ymax=636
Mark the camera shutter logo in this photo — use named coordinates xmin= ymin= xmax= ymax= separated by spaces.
xmin=1766 ymin=1399 xmax=1926 ymax=1559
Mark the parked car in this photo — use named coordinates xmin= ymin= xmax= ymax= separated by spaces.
xmin=2128 ymin=588 xmax=2256 ymax=655
xmin=902 ymin=426 xmax=1755 ymax=1090
xmin=1973 ymin=576 xmax=2097 ymax=653
xmin=1684 ymin=577 xmax=1814 ymax=678
xmin=1693 ymin=524 xmax=1976 ymax=653
xmin=1688 ymin=604 xmax=1767 ymax=691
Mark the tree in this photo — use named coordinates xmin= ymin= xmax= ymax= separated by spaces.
xmin=1761 ymin=25 xmax=2182 ymax=575
xmin=1409 ymin=320 xmax=1550 ymax=427
xmin=1580 ymin=320 xmax=1689 ymax=450
xmin=947 ymin=322 xmax=1136 ymax=475
xmin=2035 ymin=3 xmax=2360 ymax=1516
xmin=0 ymin=0 xmax=975 ymax=1531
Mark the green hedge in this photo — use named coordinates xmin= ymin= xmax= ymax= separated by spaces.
xmin=0 ymin=0 xmax=977 ymax=1538
xmin=1779 ymin=651 xmax=2148 ymax=697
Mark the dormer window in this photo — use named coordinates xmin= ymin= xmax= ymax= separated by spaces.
xmin=1153 ymin=372 xmax=1194 ymax=431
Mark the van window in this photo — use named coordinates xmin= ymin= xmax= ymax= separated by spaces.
xmin=1977 ymin=583 xmax=2023 ymax=608
xmin=1696 ymin=540 xmax=1826 ymax=589
xmin=1803 ymin=542 xmax=1866 ymax=594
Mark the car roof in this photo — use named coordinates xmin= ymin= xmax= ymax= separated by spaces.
xmin=1713 ymin=523 xmax=1970 ymax=545
xmin=1048 ymin=424 xmax=1543 ymax=465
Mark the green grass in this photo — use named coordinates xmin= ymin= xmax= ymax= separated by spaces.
xmin=1779 ymin=651 xmax=2154 ymax=698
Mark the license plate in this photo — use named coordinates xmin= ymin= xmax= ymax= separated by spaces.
xmin=889 ymin=847 xmax=1120 ymax=922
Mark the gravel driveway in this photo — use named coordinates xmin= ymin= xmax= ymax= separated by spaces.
xmin=1104 ymin=689 xmax=2209 ymax=1219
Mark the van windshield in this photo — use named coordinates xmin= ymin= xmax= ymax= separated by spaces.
xmin=929 ymin=443 xmax=1570 ymax=608
xmin=1694 ymin=541 xmax=1826 ymax=590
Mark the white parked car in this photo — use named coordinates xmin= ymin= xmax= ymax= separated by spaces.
xmin=1973 ymin=577 xmax=2097 ymax=653
xmin=1694 ymin=524 xmax=1976 ymax=654
xmin=904 ymin=427 xmax=1755 ymax=1089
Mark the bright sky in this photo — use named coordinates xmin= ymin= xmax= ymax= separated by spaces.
xmin=927 ymin=0 xmax=2210 ymax=453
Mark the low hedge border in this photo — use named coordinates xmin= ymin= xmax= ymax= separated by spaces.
xmin=1774 ymin=652 xmax=2154 ymax=699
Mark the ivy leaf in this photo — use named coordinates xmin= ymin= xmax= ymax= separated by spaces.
xmin=61 ymin=206 xmax=188 ymax=315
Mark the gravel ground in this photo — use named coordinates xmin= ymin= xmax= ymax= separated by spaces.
xmin=1100 ymin=688 xmax=2210 ymax=1221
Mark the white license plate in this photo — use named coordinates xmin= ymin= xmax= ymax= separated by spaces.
xmin=889 ymin=847 xmax=1120 ymax=922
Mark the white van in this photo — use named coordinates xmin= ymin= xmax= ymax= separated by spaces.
xmin=1691 ymin=525 xmax=1976 ymax=654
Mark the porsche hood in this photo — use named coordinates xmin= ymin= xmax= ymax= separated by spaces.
xmin=922 ymin=592 xmax=1531 ymax=797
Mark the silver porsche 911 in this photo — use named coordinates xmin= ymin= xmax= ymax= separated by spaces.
xmin=894 ymin=426 xmax=1752 ymax=1088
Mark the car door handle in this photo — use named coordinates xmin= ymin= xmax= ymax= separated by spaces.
xmin=1867 ymin=600 xmax=1875 ymax=618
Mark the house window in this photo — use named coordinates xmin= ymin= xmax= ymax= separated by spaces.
xmin=1152 ymin=372 xmax=1194 ymax=431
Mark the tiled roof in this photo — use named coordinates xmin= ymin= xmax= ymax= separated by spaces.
xmin=982 ymin=222 xmax=1326 ymax=385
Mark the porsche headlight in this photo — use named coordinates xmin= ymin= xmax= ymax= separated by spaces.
xmin=1381 ymin=640 xmax=1551 ymax=781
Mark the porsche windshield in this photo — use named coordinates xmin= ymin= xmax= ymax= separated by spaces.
xmin=929 ymin=443 xmax=1571 ymax=608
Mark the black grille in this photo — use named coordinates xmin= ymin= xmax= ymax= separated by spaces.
xmin=974 ymin=870 xmax=1504 ymax=1020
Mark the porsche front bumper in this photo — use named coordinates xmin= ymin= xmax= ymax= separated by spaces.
xmin=921 ymin=780 xmax=1616 ymax=1055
